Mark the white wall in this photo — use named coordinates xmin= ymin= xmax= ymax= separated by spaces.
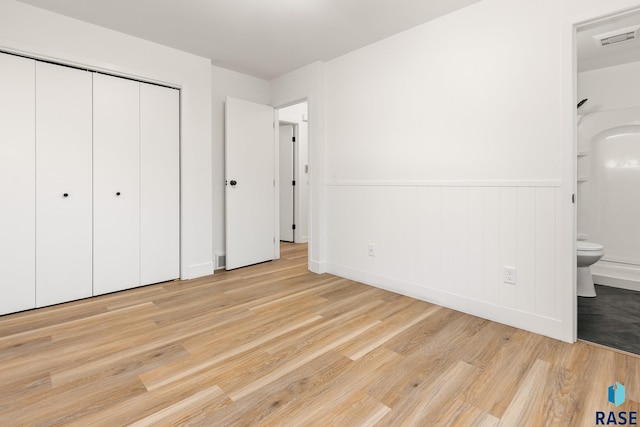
xmin=0 ymin=0 xmax=213 ymax=279
xmin=321 ymin=0 xmax=640 ymax=342
xmin=270 ymin=62 xmax=327 ymax=273
xmin=211 ymin=66 xmax=270 ymax=266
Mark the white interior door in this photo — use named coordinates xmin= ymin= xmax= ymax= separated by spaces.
xmin=140 ymin=83 xmax=180 ymax=285
xmin=279 ymin=124 xmax=295 ymax=242
xmin=35 ymin=62 xmax=93 ymax=307
xmin=225 ymin=96 xmax=275 ymax=270
xmin=93 ymin=74 xmax=140 ymax=295
xmin=0 ymin=53 xmax=36 ymax=314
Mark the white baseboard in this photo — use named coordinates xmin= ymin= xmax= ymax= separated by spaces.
xmin=326 ymin=263 xmax=569 ymax=343
xmin=592 ymin=262 xmax=640 ymax=292
xmin=310 ymin=260 xmax=327 ymax=274
xmin=593 ymin=275 xmax=640 ymax=292
xmin=183 ymin=261 xmax=215 ymax=280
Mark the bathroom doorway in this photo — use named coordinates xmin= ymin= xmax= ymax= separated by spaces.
xmin=575 ymin=8 xmax=640 ymax=355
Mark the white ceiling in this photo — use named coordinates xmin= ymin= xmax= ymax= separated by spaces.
xmin=577 ymin=10 xmax=640 ymax=72
xmin=17 ymin=0 xmax=482 ymax=80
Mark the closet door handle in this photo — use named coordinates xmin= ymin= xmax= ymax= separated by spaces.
xmin=230 ymin=180 xmax=237 ymax=186
xmin=116 ymin=192 xmax=121 ymax=196
xmin=63 ymin=193 xmax=69 ymax=198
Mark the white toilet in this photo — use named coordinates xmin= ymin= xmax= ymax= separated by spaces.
xmin=577 ymin=240 xmax=604 ymax=297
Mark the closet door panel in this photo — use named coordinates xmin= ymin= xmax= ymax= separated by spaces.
xmin=93 ymin=74 xmax=140 ymax=295
xmin=140 ymin=84 xmax=180 ymax=285
xmin=35 ymin=62 xmax=93 ymax=307
xmin=0 ymin=53 xmax=36 ymax=314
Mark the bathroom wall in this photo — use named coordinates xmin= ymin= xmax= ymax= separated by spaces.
xmin=577 ymin=59 xmax=640 ymax=235
xmin=579 ymin=61 xmax=640 ymax=113
xmin=578 ymin=60 xmax=640 ymax=291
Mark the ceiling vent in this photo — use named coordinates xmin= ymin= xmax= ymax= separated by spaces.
xmin=593 ymin=25 xmax=640 ymax=46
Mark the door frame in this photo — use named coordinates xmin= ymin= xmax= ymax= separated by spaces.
xmin=566 ymin=3 xmax=640 ymax=342
xmin=274 ymin=99 xmax=310 ymax=260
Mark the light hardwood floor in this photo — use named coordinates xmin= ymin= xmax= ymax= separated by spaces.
xmin=1 ymin=242 xmax=638 ymax=426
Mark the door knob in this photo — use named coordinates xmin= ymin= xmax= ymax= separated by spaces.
xmin=63 ymin=193 xmax=69 ymax=198
xmin=230 ymin=180 xmax=237 ymax=186
xmin=116 ymin=192 xmax=121 ymax=196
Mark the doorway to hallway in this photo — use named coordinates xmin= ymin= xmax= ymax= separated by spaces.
xmin=278 ymin=101 xmax=309 ymax=245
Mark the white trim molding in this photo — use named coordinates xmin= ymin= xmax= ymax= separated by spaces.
xmin=326 ymin=179 xmax=563 ymax=188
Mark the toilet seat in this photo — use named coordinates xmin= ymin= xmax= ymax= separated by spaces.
xmin=577 ymin=241 xmax=603 ymax=252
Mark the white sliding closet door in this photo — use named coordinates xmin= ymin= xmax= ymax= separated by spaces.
xmin=93 ymin=74 xmax=140 ymax=295
xmin=36 ymin=62 xmax=93 ymax=307
xmin=0 ymin=53 xmax=36 ymax=315
xmin=140 ymin=83 xmax=180 ymax=285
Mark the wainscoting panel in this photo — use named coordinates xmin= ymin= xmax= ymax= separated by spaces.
xmin=499 ymin=187 xmax=517 ymax=309
xmin=467 ymin=187 xmax=484 ymax=303
xmin=325 ymin=181 xmax=562 ymax=339
xmin=481 ymin=187 xmax=501 ymax=307
xmin=516 ymin=187 xmax=536 ymax=314
xmin=535 ymin=187 xmax=558 ymax=319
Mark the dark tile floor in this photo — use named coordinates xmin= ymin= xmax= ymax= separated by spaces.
xmin=578 ymin=285 xmax=640 ymax=355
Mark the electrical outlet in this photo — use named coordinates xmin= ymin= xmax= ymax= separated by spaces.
xmin=503 ymin=266 xmax=517 ymax=284
xmin=368 ymin=243 xmax=375 ymax=257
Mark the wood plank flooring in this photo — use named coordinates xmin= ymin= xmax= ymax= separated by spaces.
xmin=1 ymin=242 xmax=639 ymax=426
